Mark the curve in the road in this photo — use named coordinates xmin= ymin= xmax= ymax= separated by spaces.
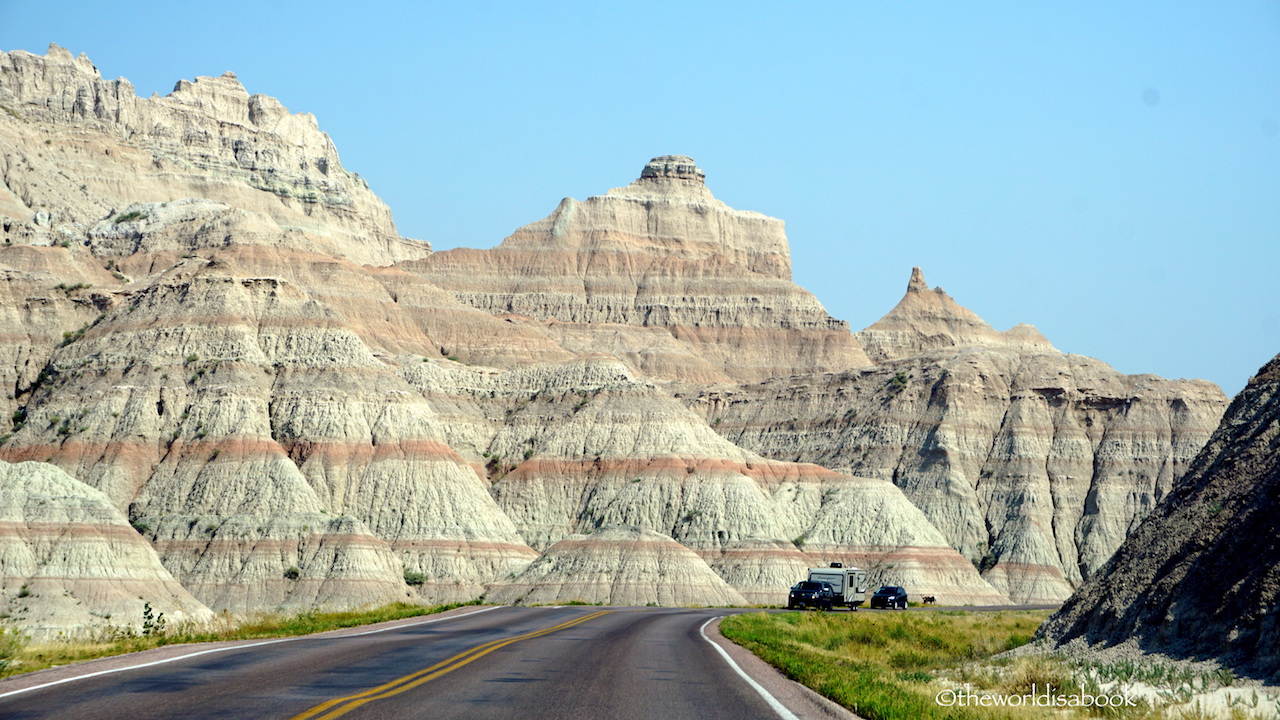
xmin=0 ymin=605 xmax=1048 ymax=719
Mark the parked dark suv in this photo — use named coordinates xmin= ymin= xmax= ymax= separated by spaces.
xmin=869 ymin=585 xmax=908 ymax=609
xmin=788 ymin=581 xmax=836 ymax=610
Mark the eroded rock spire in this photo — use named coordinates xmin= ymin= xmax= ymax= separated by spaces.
xmin=908 ymin=266 xmax=929 ymax=293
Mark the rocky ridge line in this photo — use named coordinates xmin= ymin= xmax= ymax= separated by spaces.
xmin=685 ymin=268 xmax=1226 ymax=603
xmin=415 ymin=155 xmax=871 ymax=384
xmin=0 ymin=43 xmax=428 ymax=266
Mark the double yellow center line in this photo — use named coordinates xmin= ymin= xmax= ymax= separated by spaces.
xmin=288 ymin=609 xmax=613 ymax=720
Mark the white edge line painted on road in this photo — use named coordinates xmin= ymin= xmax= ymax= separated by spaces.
xmin=700 ymin=616 xmax=801 ymax=720
xmin=0 ymin=605 xmax=501 ymax=701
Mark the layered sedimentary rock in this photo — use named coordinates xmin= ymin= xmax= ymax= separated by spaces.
xmin=0 ymin=41 xmax=432 ymax=460
xmin=0 ymin=242 xmax=116 ymax=441
xmin=485 ymin=362 xmax=1008 ymax=606
xmin=0 ymin=43 xmax=427 ymax=266
xmin=1038 ymin=353 xmax=1280 ymax=681
xmin=687 ymin=270 xmax=1227 ymax=603
xmin=703 ymin=538 xmax=814 ymax=606
xmin=0 ymin=242 xmax=544 ymax=611
xmin=416 ymin=156 xmax=870 ymax=384
xmin=0 ymin=459 xmax=210 ymax=637
xmin=486 ymin=525 xmax=749 ymax=607
xmin=0 ymin=45 xmax=1229 ymax=632
xmin=0 ymin=46 xmax=575 ymax=627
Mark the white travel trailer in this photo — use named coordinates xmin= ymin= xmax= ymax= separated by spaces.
xmin=806 ymin=563 xmax=868 ymax=609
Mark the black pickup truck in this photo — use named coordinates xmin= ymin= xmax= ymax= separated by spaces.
xmin=787 ymin=581 xmax=836 ymax=610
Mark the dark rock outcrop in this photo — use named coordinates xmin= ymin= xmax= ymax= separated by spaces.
xmin=1037 ymin=353 xmax=1280 ymax=681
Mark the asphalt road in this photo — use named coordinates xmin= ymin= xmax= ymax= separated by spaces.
xmin=0 ymin=606 xmax=838 ymax=720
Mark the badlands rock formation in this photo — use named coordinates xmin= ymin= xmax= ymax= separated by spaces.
xmin=857 ymin=267 xmax=1056 ymax=361
xmin=481 ymin=359 xmax=1007 ymax=605
xmin=0 ymin=46 xmax=533 ymax=629
xmin=0 ymin=459 xmax=210 ymax=638
xmin=417 ymin=155 xmax=870 ymax=384
xmin=486 ymin=525 xmax=749 ymax=607
xmin=1 ymin=245 xmax=545 ymax=611
xmin=0 ymin=43 xmax=426 ymax=266
xmin=687 ymin=269 xmax=1227 ymax=603
xmin=1038 ymin=353 xmax=1280 ymax=681
xmin=0 ymin=45 xmax=1228 ymax=634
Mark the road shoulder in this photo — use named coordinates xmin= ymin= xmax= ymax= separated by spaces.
xmin=705 ymin=616 xmax=864 ymax=720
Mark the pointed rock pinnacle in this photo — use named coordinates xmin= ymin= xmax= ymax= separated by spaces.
xmin=908 ymin=266 xmax=929 ymax=293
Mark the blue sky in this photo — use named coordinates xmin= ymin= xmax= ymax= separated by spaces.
xmin=3 ymin=2 xmax=1277 ymax=394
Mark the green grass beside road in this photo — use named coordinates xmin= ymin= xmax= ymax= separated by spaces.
xmin=719 ymin=609 xmax=1056 ymax=720
xmin=720 ymin=609 xmax=1280 ymax=720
